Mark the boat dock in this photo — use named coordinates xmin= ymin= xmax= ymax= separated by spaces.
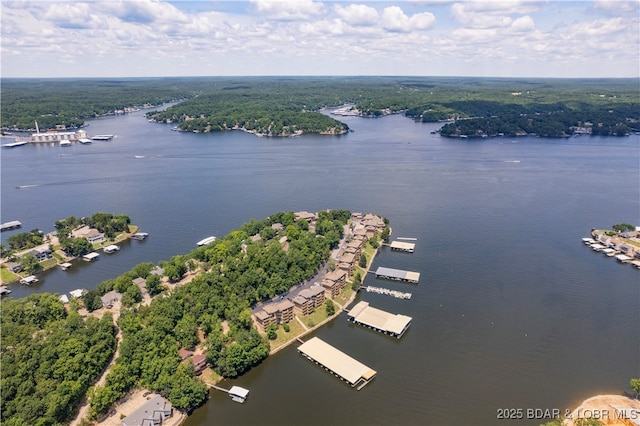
xmin=83 ymin=252 xmax=100 ymax=261
xmin=298 ymin=337 xmax=377 ymax=390
xmin=91 ymin=134 xmax=114 ymax=141
xmin=210 ymin=385 xmax=250 ymax=403
xmin=389 ymin=240 xmax=415 ymax=253
xmin=1 ymin=220 xmax=22 ymax=232
xmin=363 ymin=286 xmax=411 ymax=299
xmin=131 ymin=232 xmax=149 ymax=240
xmin=0 ymin=286 xmax=12 ymax=296
xmin=60 ymin=262 xmax=73 ymax=271
xmin=20 ymin=275 xmax=39 ymax=286
xmin=347 ymin=301 xmax=412 ymax=338
xmin=374 ymin=266 xmax=420 ymax=284
xmin=2 ymin=141 xmax=28 ymax=148
xmin=103 ymin=244 xmax=120 ymax=254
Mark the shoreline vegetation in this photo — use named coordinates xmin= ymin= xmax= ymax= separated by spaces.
xmin=0 ymin=213 xmax=139 ymax=285
xmin=2 ymin=77 xmax=638 ymax=139
xmin=1 ymin=210 xmax=390 ymax=426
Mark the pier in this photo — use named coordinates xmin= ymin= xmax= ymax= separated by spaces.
xmin=298 ymin=337 xmax=377 ymax=390
xmin=91 ymin=134 xmax=114 ymax=141
xmin=363 ymin=286 xmax=411 ymax=299
xmin=374 ymin=266 xmax=420 ymax=284
xmin=347 ymin=301 xmax=412 ymax=338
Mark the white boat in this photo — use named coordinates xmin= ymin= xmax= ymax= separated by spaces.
xmin=60 ymin=139 xmax=72 ymax=146
xmin=197 ymin=236 xmax=217 ymax=246
xmin=103 ymin=244 xmax=120 ymax=254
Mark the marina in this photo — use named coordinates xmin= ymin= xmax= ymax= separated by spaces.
xmin=374 ymin=266 xmax=420 ymax=284
xmin=347 ymin=301 xmax=412 ymax=338
xmin=363 ymin=286 xmax=411 ymax=299
xmin=297 ymin=337 xmax=377 ymax=390
xmin=388 ymin=240 xmax=415 ymax=253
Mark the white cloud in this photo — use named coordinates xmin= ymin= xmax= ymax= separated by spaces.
xmin=567 ymin=17 xmax=627 ymax=37
xmin=250 ymin=0 xmax=324 ymax=21
xmin=593 ymin=0 xmax=639 ymax=15
xmin=382 ymin=6 xmax=435 ymax=33
xmin=510 ymin=15 xmax=534 ymax=32
xmin=334 ymin=4 xmax=378 ymax=26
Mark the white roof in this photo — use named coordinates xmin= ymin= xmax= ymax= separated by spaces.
xmin=229 ymin=386 xmax=250 ymax=398
xmin=390 ymin=241 xmax=415 ymax=251
xmin=197 ymin=236 xmax=216 ymax=246
xmin=83 ymin=252 xmax=100 ymax=259
xmin=616 ymin=254 xmax=632 ymax=261
xmin=59 ymin=294 xmax=70 ymax=303
xmin=347 ymin=301 xmax=412 ymax=335
xmin=70 ymin=289 xmax=85 ymax=298
xmin=298 ymin=337 xmax=376 ymax=385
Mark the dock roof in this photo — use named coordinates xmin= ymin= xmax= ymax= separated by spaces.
xmin=347 ymin=301 xmax=412 ymax=336
xmin=298 ymin=337 xmax=376 ymax=386
xmin=374 ymin=266 xmax=420 ymax=283
xmin=389 ymin=241 xmax=415 ymax=252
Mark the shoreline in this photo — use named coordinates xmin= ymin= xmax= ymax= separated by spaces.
xmin=564 ymin=394 xmax=640 ymax=426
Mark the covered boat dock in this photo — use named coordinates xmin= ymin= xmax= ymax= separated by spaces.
xmin=389 ymin=241 xmax=415 ymax=253
xmin=347 ymin=301 xmax=412 ymax=338
xmin=374 ymin=266 xmax=420 ymax=283
xmin=298 ymin=337 xmax=377 ymax=390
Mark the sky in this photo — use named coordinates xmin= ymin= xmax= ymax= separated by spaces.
xmin=1 ymin=0 xmax=639 ymax=78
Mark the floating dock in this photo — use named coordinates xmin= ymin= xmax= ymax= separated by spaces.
xmin=131 ymin=232 xmax=149 ymax=240
xmin=2 ymin=141 xmax=28 ymax=148
xmin=374 ymin=266 xmax=420 ymax=283
xmin=103 ymin=244 xmax=120 ymax=254
xmin=60 ymin=262 xmax=73 ymax=271
xmin=1 ymin=220 xmax=22 ymax=232
xmin=347 ymin=301 xmax=412 ymax=338
xmin=364 ymin=286 xmax=411 ymax=299
xmin=389 ymin=241 xmax=415 ymax=253
xmin=298 ymin=337 xmax=377 ymax=390
xmin=0 ymin=286 xmax=12 ymax=296
xmin=91 ymin=134 xmax=114 ymax=141
xmin=20 ymin=275 xmax=39 ymax=286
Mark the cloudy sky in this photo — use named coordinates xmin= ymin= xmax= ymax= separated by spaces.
xmin=1 ymin=0 xmax=638 ymax=78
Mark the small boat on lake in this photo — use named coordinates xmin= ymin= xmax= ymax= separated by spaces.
xmin=197 ymin=236 xmax=217 ymax=246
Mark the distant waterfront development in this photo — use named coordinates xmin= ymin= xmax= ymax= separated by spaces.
xmin=1 ymin=88 xmax=638 ymax=426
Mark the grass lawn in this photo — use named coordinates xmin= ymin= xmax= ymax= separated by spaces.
xmin=40 ymin=258 xmax=58 ymax=270
xmin=270 ymin=318 xmax=306 ymax=351
xmin=1 ymin=267 xmax=19 ymax=284
xmin=335 ymin=286 xmax=354 ymax=306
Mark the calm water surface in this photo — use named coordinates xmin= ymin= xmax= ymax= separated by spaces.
xmin=1 ymin=108 xmax=638 ymax=425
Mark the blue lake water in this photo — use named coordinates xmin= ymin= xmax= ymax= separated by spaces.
xmin=1 ymin=108 xmax=638 ymax=425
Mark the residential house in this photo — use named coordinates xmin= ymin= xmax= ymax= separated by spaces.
xmin=100 ymin=290 xmax=121 ymax=308
xmin=121 ymin=394 xmax=172 ymax=426
xmin=29 ymin=247 xmax=52 ymax=261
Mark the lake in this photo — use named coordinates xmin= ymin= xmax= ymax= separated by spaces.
xmin=1 ymin=108 xmax=638 ymax=425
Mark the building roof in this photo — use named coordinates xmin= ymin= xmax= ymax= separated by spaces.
xmin=298 ymin=337 xmax=376 ymax=385
xmin=390 ymin=241 xmax=415 ymax=251
xmin=325 ymin=269 xmax=346 ymax=282
xmin=299 ymin=286 xmax=324 ymax=299
xmin=132 ymin=277 xmax=146 ymax=287
xmin=375 ymin=266 xmax=420 ymax=282
xmin=121 ymin=394 xmax=172 ymax=426
xmin=254 ymin=310 xmax=273 ymax=321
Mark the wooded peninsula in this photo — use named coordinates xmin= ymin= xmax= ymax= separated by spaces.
xmin=1 ymin=209 xmax=385 ymax=425
xmin=2 ymin=77 xmax=638 ymax=138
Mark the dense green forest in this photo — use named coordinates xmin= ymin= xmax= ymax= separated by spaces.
xmin=1 ymin=294 xmax=117 ymax=426
xmin=2 ymin=77 xmax=638 ymax=138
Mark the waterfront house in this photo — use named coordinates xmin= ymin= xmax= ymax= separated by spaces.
xmin=72 ymin=226 xmax=105 ymax=244
xmin=121 ymin=394 xmax=172 ymax=426
xmin=191 ymin=354 xmax=207 ymax=375
xmin=6 ymin=262 xmax=22 ymax=273
xmin=294 ymin=211 xmax=317 ymax=223
xmin=29 ymin=247 xmax=52 ymax=261
xmin=338 ymin=252 xmax=357 ymax=275
xmin=100 ymin=290 xmax=121 ymax=308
